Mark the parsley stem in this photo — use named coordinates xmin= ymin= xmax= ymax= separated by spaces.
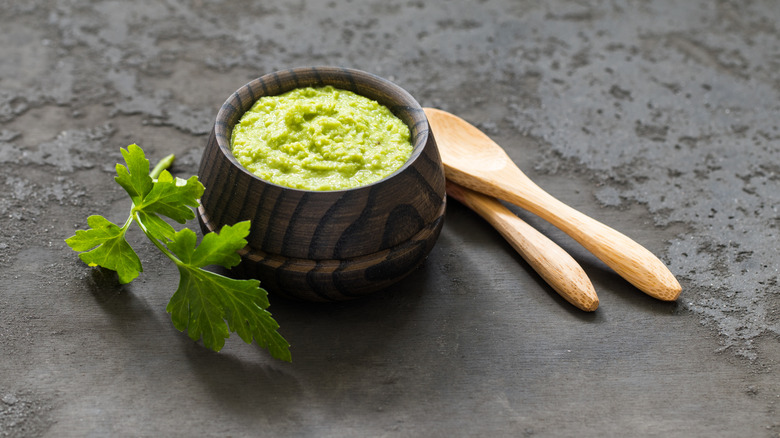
xmin=120 ymin=212 xmax=134 ymax=232
xmin=138 ymin=153 xmax=181 ymax=263
xmin=131 ymin=210 xmax=183 ymax=266
xmin=150 ymin=153 xmax=176 ymax=179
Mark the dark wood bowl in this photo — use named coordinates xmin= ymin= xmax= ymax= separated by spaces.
xmin=197 ymin=67 xmax=446 ymax=301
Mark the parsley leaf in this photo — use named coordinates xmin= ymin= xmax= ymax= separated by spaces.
xmin=66 ymin=144 xmax=291 ymax=361
xmin=65 ymin=215 xmax=141 ymax=284
xmin=116 ymin=143 xmax=203 ymax=242
xmin=115 ymin=144 xmax=154 ymax=205
xmin=136 ymin=171 xmax=203 ymax=226
xmin=167 ymin=231 xmax=290 ymax=360
xmin=165 ymin=224 xmax=290 ymax=359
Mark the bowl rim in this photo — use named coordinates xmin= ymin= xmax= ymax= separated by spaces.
xmin=212 ymin=66 xmax=430 ymax=193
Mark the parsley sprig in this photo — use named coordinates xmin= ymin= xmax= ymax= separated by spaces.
xmin=66 ymin=144 xmax=291 ymax=361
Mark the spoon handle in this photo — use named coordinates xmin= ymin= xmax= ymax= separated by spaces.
xmin=456 ymin=166 xmax=681 ymax=301
xmin=447 ymin=180 xmax=599 ymax=311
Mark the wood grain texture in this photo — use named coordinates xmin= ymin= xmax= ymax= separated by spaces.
xmin=424 ymin=107 xmax=681 ymax=301
xmin=197 ymin=68 xmax=446 ymax=301
xmin=447 ymin=181 xmax=598 ymax=311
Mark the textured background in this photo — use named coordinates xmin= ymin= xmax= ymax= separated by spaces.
xmin=1 ymin=1 xmax=779 ymax=436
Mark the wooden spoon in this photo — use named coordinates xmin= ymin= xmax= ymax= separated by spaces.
xmin=447 ymin=180 xmax=599 ymax=311
xmin=425 ymin=108 xmax=681 ymax=301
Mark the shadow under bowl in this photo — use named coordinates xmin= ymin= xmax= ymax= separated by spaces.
xmin=197 ymin=67 xmax=446 ymax=301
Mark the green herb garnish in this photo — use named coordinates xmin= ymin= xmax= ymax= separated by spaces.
xmin=66 ymin=144 xmax=291 ymax=361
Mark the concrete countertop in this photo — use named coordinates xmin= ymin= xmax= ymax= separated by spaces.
xmin=1 ymin=1 xmax=778 ymax=436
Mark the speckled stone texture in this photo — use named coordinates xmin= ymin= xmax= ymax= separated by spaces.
xmin=1 ymin=1 xmax=779 ymax=437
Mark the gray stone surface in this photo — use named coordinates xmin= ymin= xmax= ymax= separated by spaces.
xmin=1 ymin=0 xmax=779 ymax=436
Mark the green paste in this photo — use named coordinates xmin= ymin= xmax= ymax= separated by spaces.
xmin=231 ymin=86 xmax=413 ymax=191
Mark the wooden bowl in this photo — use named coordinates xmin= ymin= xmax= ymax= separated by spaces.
xmin=197 ymin=67 xmax=446 ymax=301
